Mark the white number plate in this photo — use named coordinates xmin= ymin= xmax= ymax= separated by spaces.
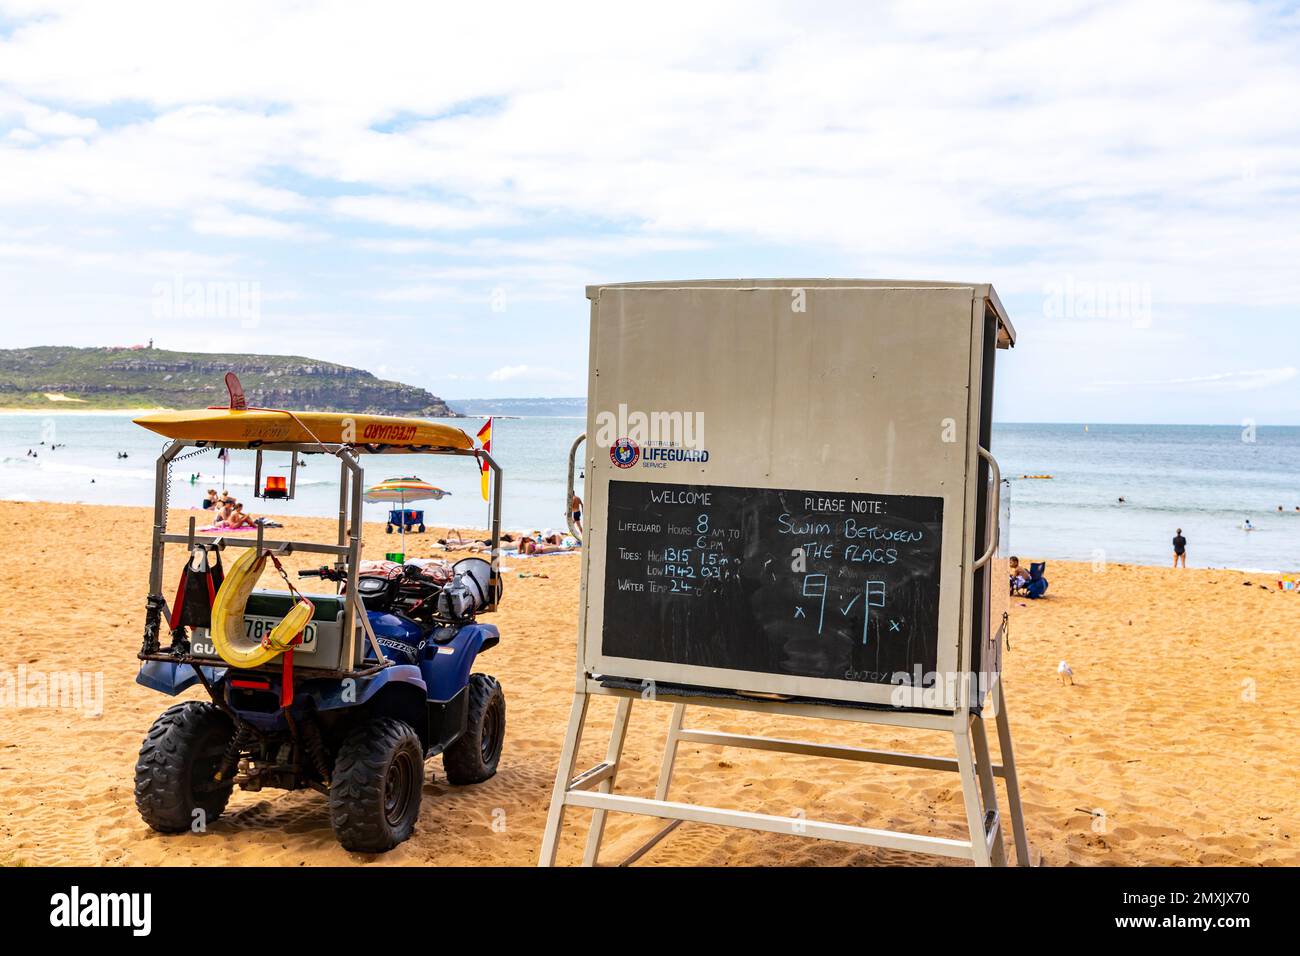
xmin=189 ymin=617 xmax=318 ymax=657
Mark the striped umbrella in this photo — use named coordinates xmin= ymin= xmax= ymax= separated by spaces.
xmin=364 ymin=476 xmax=450 ymax=555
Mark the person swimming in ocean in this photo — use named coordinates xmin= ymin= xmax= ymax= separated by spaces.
xmin=1243 ymin=518 xmax=1255 ymax=531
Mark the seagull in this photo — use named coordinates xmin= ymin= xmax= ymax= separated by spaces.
xmin=1057 ymin=660 xmax=1074 ymax=685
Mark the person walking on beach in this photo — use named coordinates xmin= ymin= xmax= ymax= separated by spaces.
xmin=1172 ymin=528 xmax=1187 ymax=568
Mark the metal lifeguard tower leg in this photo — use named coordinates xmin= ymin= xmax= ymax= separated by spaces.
xmin=539 ymin=684 xmax=1032 ymax=867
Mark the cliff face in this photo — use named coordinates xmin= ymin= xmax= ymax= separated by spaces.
xmin=0 ymin=347 xmax=460 ymax=416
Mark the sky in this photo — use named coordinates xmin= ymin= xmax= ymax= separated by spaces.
xmin=0 ymin=0 xmax=1298 ymax=424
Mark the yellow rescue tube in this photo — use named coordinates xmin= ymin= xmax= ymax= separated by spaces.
xmin=209 ymin=549 xmax=310 ymax=668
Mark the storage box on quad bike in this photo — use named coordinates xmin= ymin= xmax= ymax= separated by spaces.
xmin=188 ymin=591 xmax=354 ymax=670
xmin=578 ymin=279 xmax=1014 ymax=713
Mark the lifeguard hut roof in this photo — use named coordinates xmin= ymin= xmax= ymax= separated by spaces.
xmin=584 ymin=278 xmax=1016 ymax=349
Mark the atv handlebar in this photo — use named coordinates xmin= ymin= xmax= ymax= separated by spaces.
xmin=298 ymin=566 xmax=341 ymax=580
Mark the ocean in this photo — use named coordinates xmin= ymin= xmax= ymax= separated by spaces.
xmin=1 ymin=414 xmax=1297 ymax=571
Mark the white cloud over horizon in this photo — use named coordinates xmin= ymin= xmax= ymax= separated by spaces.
xmin=0 ymin=0 xmax=1297 ymax=421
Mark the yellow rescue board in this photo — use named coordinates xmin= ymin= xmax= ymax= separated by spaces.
xmin=133 ymin=408 xmax=474 ymax=450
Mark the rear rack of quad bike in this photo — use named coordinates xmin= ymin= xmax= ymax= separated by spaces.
xmin=139 ymin=438 xmax=502 ymax=679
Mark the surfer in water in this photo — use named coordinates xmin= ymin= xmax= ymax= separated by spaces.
xmin=1243 ymin=518 xmax=1255 ymax=532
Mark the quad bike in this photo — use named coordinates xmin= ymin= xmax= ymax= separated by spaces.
xmin=130 ymin=383 xmax=506 ymax=852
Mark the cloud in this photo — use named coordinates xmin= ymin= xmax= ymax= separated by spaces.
xmin=2 ymin=2 xmax=1298 ymax=302
xmin=369 ymin=283 xmax=461 ymax=303
xmin=0 ymin=0 xmax=1299 ymax=411
xmin=487 ymin=364 xmax=573 ymax=384
xmin=192 ymin=207 xmax=321 ymax=240
xmin=331 ymin=195 xmax=515 ymax=231
xmin=1087 ymin=368 xmax=1299 ymax=393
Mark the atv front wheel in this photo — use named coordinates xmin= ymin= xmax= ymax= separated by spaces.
xmin=443 ymin=674 xmax=505 ymax=785
xmin=134 ymin=701 xmax=237 ymax=834
xmin=329 ymin=717 xmax=424 ymax=852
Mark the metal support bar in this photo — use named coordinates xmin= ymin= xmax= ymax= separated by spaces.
xmin=568 ymin=762 xmax=616 ymax=792
xmin=619 ymin=821 xmax=682 ymax=867
xmin=954 ymin=720 xmax=993 ymax=867
xmin=564 ymin=433 xmax=585 ymax=545
xmin=994 ymin=678 xmax=1032 ymax=866
xmin=582 ymin=696 xmax=633 ymax=866
xmin=971 ymin=716 xmax=1007 ymax=866
xmin=674 ymin=728 xmax=1009 ymax=778
xmin=656 ymin=703 xmax=686 ymax=800
xmin=343 ymin=448 xmax=363 ymax=669
xmin=973 ymin=445 xmax=1002 ymax=571
xmin=565 ymin=791 xmax=975 ymax=860
xmin=351 ymin=591 xmax=388 ymax=667
xmin=158 ymin=534 xmax=347 ymax=556
xmin=477 ymin=449 xmax=504 ymax=610
xmin=538 ymin=692 xmax=591 ymax=867
xmin=541 ymin=687 xmax=1031 ymax=868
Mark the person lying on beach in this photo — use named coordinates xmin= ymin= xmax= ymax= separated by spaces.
xmin=438 ymin=538 xmax=489 ymax=553
xmin=437 ymin=530 xmax=486 ymax=553
xmin=517 ymin=530 xmax=578 ymax=555
xmin=435 ymin=532 xmax=516 ymax=553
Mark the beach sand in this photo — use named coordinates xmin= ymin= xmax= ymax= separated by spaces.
xmin=0 ymin=499 xmax=1296 ymax=867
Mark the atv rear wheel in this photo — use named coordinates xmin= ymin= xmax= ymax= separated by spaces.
xmin=329 ymin=717 xmax=424 ymax=852
xmin=443 ymin=674 xmax=505 ymax=785
xmin=134 ymin=701 xmax=237 ymax=834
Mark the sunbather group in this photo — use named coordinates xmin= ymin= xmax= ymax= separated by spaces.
xmin=434 ymin=527 xmax=580 ymax=555
xmin=518 ymin=529 xmax=578 ymax=555
xmin=202 ymin=488 xmax=259 ymax=529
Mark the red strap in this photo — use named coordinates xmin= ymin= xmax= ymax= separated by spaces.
xmin=169 ymin=568 xmax=188 ymax=631
xmin=280 ymin=649 xmax=294 ymax=708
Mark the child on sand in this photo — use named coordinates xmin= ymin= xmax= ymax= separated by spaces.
xmin=1009 ymin=556 xmax=1031 ymax=590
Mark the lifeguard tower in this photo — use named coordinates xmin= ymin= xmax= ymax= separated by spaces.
xmin=540 ymin=279 xmax=1030 ymax=866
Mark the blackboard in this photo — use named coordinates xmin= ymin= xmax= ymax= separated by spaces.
xmin=601 ymin=480 xmax=944 ymax=686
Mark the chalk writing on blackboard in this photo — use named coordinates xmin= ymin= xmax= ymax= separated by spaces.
xmin=601 ymin=480 xmax=944 ymax=685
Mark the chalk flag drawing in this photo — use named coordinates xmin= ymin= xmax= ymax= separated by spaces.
xmin=863 ymin=580 xmax=886 ymax=645
xmin=802 ymin=573 xmax=828 ymax=634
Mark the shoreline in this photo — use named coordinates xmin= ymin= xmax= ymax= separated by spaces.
xmin=0 ymin=497 xmax=1288 ymax=576
xmin=0 ymin=407 xmax=172 ymax=416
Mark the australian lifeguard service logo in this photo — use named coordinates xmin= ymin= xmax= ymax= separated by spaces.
xmin=610 ymin=437 xmax=640 ymax=468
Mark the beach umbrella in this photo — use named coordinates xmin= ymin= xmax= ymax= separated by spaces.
xmin=363 ymin=476 xmax=450 ymax=557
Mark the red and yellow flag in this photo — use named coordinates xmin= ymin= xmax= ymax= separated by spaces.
xmin=476 ymin=417 xmax=493 ymax=501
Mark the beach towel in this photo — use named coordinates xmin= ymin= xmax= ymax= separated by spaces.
xmin=198 ymin=519 xmax=282 ymax=533
xmin=501 ymin=547 xmax=581 ymax=559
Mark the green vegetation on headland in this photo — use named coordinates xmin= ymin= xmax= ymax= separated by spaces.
xmin=0 ymin=346 xmax=460 ymax=417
